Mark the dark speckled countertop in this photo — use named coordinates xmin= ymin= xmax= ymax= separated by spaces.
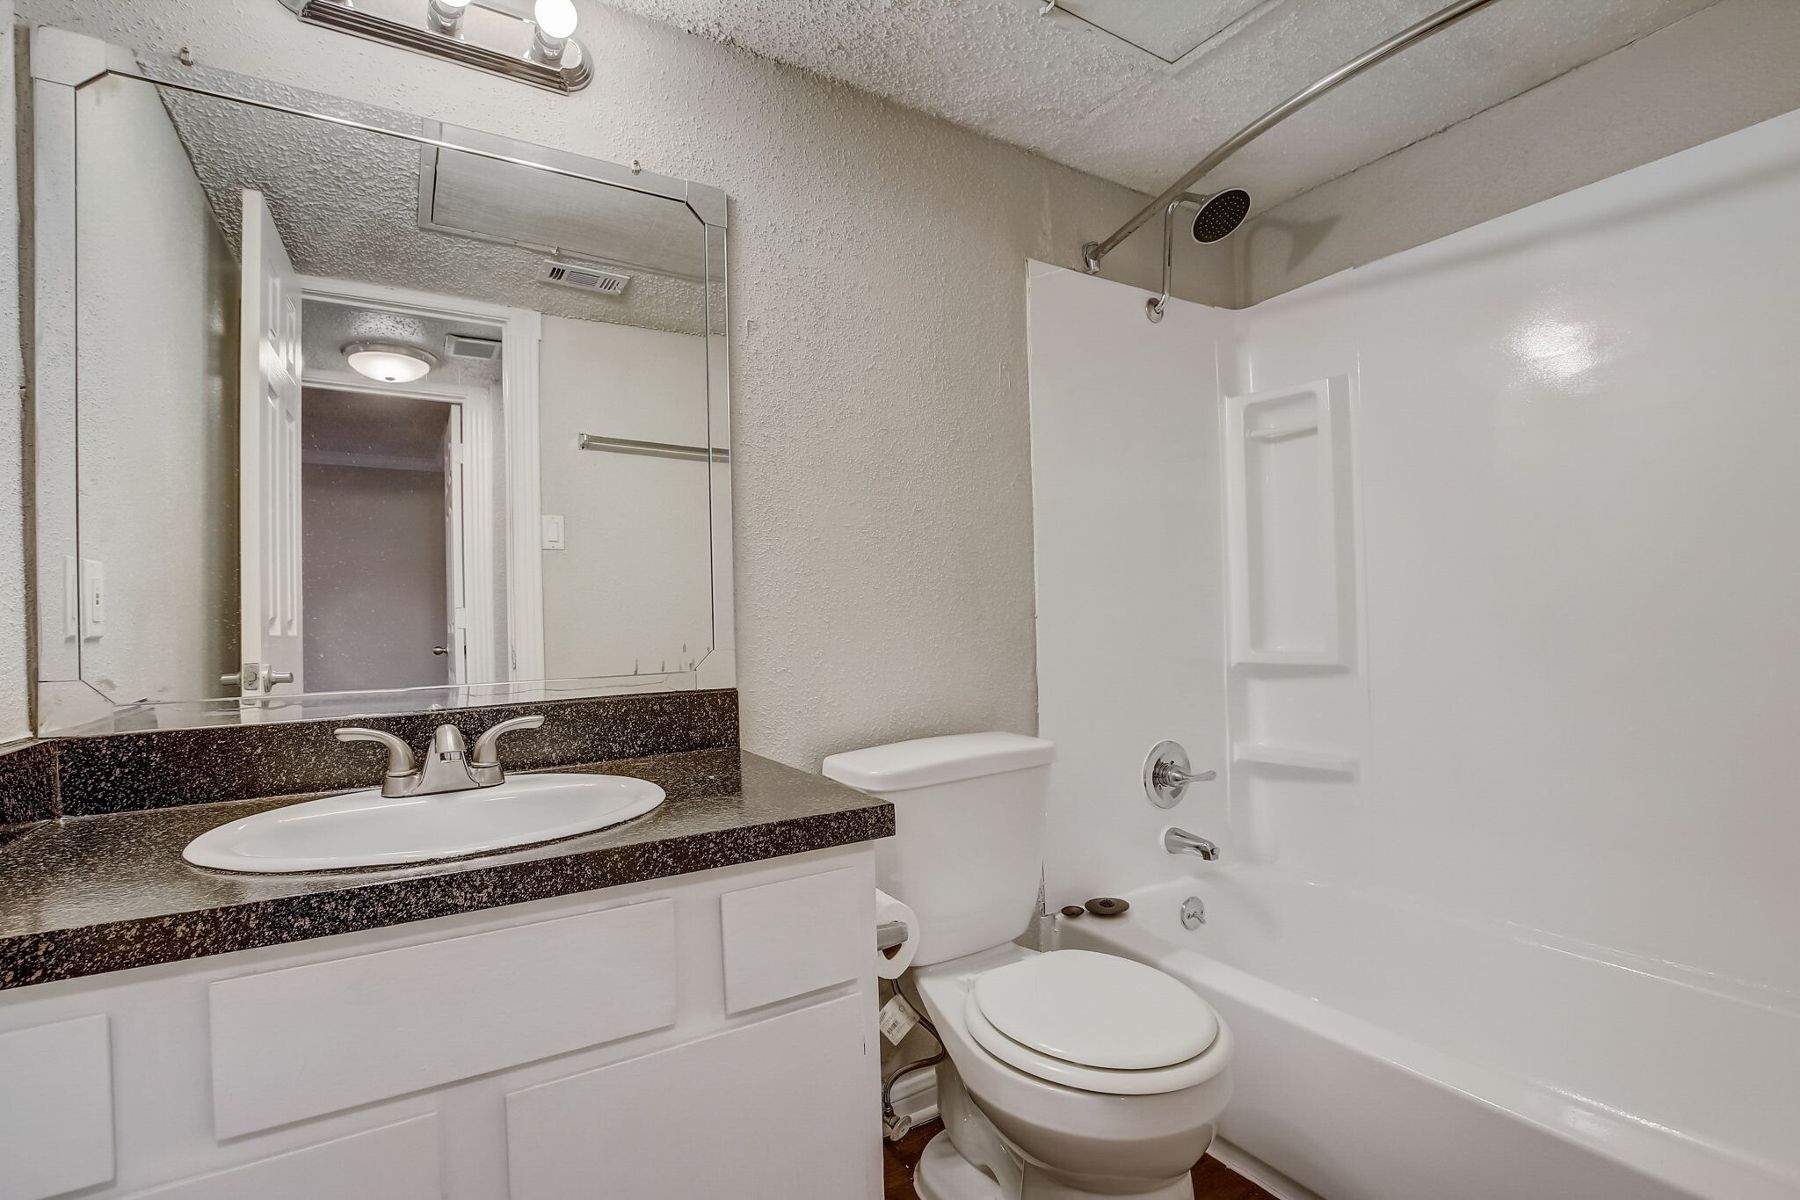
xmin=0 ymin=749 xmax=892 ymax=991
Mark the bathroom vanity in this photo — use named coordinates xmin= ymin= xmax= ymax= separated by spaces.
xmin=0 ymin=699 xmax=893 ymax=1199
xmin=1 ymin=24 xmax=893 ymax=1200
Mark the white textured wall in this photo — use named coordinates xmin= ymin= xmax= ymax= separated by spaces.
xmin=0 ymin=1 xmax=27 ymax=744
xmin=3 ymin=0 xmax=1185 ymax=762
xmin=74 ymin=72 xmax=238 ymax=704
xmin=1240 ymin=0 xmax=1800 ymax=304
xmin=538 ymin=315 xmax=711 ymax=679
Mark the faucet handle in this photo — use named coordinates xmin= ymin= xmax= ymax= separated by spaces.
xmin=470 ymin=715 xmax=545 ymax=768
xmin=334 ymin=727 xmax=418 ymax=779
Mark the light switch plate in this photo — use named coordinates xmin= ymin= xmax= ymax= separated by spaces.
xmin=541 ymin=514 xmax=566 ymax=551
xmin=80 ymin=559 xmax=105 ymax=640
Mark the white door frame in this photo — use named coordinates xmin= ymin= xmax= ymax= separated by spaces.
xmin=297 ymin=275 xmax=545 ymax=683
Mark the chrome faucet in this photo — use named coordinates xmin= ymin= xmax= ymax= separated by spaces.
xmin=1163 ymin=827 xmax=1222 ymax=862
xmin=335 ymin=715 xmax=545 ymax=799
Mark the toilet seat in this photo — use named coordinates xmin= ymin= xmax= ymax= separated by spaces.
xmin=961 ymin=950 xmax=1227 ymax=1096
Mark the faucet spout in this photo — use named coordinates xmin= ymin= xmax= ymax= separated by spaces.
xmin=1163 ymin=827 xmax=1221 ymax=862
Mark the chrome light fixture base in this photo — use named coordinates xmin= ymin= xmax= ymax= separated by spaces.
xmin=279 ymin=0 xmax=593 ymax=94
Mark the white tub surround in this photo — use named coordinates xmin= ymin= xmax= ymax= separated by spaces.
xmin=1028 ymin=100 xmax=1800 ymax=1200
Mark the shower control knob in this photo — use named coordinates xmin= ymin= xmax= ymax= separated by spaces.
xmin=1143 ymin=740 xmax=1216 ymax=808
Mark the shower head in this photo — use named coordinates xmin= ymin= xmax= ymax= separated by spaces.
xmin=1182 ymin=188 xmax=1252 ymax=244
xmin=1145 ymin=187 xmax=1252 ymax=324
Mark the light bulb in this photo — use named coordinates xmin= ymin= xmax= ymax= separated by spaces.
xmin=427 ymin=0 xmax=470 ymax=33
xmin=534 ymin=0 xmax=578 ymax=39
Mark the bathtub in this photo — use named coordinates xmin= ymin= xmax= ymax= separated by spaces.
xmin=1056 ymin=869 xmax=1800 ymax=1200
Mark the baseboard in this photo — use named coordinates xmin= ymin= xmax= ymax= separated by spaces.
xmin=1209 ymin=1137 xmax=1323 ymax=1200
xmin=886 ymin=1064 xmax=939 ymax=1138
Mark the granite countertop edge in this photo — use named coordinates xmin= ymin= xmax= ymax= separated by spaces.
xmin=0 ymin=749 xmax=894 ymax=992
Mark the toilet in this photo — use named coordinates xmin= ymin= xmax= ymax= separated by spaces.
xmin=823 ymin=733 xmax=1233 ymax=1200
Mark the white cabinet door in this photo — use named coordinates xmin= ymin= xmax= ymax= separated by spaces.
xmin=506 ymin=994 xmax=878 ymax=1200
xmin=210 ymin=901 xmax=676 ymax=1136
xmin=123 ymin=1117 xmax=439 ymax=1200
xmin=0 ymin=1016 xmax=114 ymax=1200
xmin=719 ymin=867 xmax=866 ymax=1013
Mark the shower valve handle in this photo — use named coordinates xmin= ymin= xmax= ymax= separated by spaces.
xmin=1157 ymin=763 xmax=1217 ymax=788
xmin=1143 ymin=740 xmax=1216 ymax=808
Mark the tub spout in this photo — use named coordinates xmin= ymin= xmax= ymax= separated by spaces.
xmin=1163 ymin=827 xmax=1221 ymax=861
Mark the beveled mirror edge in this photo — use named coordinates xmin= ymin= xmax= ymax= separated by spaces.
xmin=26 ymin=26 xmax=735 ymax=737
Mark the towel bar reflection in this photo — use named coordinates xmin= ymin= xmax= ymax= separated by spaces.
xmin=578 ymin=433 xmax=730 ymax=463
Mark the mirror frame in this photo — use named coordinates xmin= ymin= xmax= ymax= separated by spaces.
xmin=27 ymin=26 xmax=734 ymax=735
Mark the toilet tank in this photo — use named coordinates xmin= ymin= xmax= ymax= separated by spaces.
xmin=822 ymin=733 xmax=1054 ymax=967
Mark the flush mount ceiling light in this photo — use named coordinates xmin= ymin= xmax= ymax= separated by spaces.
xmin=343 ymin=341 xmax=439 ymax=384
xmin=277 ymin=0 xmax=592 ymax=94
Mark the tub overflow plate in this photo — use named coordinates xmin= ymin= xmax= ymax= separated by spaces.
xmin=1180 ymin=896 xmax=1206 ymax=929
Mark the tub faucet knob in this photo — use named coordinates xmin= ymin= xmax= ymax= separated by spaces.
xmin=1163 ymin=827 xmax=1221 ymax=862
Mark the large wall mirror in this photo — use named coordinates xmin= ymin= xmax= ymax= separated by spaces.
xmin=30 ymin=29 xmax=732 ymax=734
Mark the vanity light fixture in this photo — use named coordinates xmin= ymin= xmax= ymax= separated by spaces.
xmin=276 ymin=0 xmax=593 ymax=94
xmin=343 ymin=341 xmax=439 ymax=384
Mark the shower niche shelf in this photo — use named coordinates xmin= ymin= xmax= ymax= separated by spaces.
xmin=1224 ymin=375 xmax=1354 ymax=670
xmin=1232 ymin=743 xmax=1359 ymax=779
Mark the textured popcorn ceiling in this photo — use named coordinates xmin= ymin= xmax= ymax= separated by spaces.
xmin=158 ymin=87 xmax=708 ymax=335
xmin=601 ymin=0 xmax=1721 ymax=210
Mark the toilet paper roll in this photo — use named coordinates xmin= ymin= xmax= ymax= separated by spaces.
xmin=874 ymin=889 xmax=919 ymax=980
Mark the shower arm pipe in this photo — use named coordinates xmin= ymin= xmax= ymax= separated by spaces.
xmin=1081 ymin=0 xmax=1506 ymax=274
xmin=1146 ymin=195 xmax=1185 ymax=323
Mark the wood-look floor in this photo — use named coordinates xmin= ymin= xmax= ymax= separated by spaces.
xmin=882 ymin=1121 xmax=1277 ymax=1200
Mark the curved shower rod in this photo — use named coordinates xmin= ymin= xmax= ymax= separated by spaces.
xmin=1081 ymin=0 xmax=1507 ymax=274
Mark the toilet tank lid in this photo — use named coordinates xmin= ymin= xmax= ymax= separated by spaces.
xmin=822 ymin=733 xmax=1054 ymax=792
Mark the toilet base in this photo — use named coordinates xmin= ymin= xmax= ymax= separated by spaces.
xmin=915 ymin=1131 xmax=1004 ymax=1200
xmin=915 ymin=1127 xmax=1199 ymax=1200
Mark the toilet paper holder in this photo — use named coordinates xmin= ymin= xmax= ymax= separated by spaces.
xmin=876 ymin=919 xmax=910 ymax=953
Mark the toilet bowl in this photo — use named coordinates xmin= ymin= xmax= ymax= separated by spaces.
xmin=821 ymin=732 xmax=1235 ymax=1200
xmin=908 ymin=945 xmax=1232 ymax=1200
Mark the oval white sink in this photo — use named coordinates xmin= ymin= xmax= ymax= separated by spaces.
xmin=183 ymin=773 xmax=666 ymax=874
